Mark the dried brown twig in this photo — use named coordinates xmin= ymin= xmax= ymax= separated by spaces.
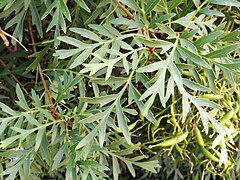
xmin=0 ymin=27 xmax=28 ymax=51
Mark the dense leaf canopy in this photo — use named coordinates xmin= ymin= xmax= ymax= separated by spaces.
xmin=0 ymin=0 xmax=240 ymax=179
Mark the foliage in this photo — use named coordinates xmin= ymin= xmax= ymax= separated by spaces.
xmin=0 ymin=0 xmax=240 ymax=179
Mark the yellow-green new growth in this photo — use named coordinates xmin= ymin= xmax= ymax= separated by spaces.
xmin=149 ymin=131 xmax=189 ymax=148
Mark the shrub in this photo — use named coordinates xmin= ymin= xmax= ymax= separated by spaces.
xmin=0 ymin=0 xmax=240 ymax=179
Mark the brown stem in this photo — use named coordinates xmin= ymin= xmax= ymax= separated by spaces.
xmin=0 ymin=59 xmax=32 ymax=99
xmin=37 ymin=64 xmax=55 ymax=108
xmin=27 ymin=19 xmax=58 ymax=118
xmin=113 ymin=0 xmax=134 ymax=19
xmin=0 ymin=27 xmax=9 ymax=46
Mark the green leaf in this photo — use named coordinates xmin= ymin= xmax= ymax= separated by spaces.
xmin=41 ymin=0 xmax=57 ymax=20
xmin=123 ymin=57 xmax=130 ymax=74
xmin=0 ymin=117 xmax=16 ymax=135
xmin=212 ymin=61 xmax=240 ymax=76
xmin=40 ymin=133 xmax=51 ymax=165
xmin=142 ymin=94 xmax=156 ymax=116
xmin=23 ymin=113 xmax=42 ymax=126
xmin=26 ymin=45 xmax=50 ymax=73
xmin=139 ymin=78 xmax=159 ymax=101
xmin=70 ymin=28 xmax=103 ymax=42
xmin=209 ymin=0 xmax=240 ymax=7
xmin=11 ymin=127 xmax=36 ymax=139
xmin=129 ymin=83 xmax=158 ymax=125
xmin=59 ymin=0 xmax=71 ymax=22
xmin=145 ymin=0 xmax=160 ymax=14
xmin=0 ymin=159 xmax=23 ymax=179
xmin=137 ymin=60 xmax=168 ymax=72
xmin=180 ymin=38 xmax=197 ymax=52
xmin=79 ymin=112 xmax=105 ymax=124
xmin=220 ymin=28 xmax=240 ymax=41
xmin=110 ymin=18 xmax=143 ymax=28
xmin=23 ymin=154 xmax=31 ymax=180
xmin=16 ymin=83 xmax=29 ymax=110
xmin=173 ymin=11 xmax=195 ymax=27
xmin=195 ymin=98 xmax=221 ymax=109
xmin=35 ymin=128 xmax=45 ymax=152
xmin=52 ymin=143 xmax=68 ymax=170
xmin=89 ymin=24 xmax=116 ymax=38
xmin=99 ymin=117 xmax=107 ymax=147
xmin=192 ymin=0 xmax=200 ymax=7
xmin=133 ymin=160 xmax=160 ymax=173
xmin=116 ymin=40 xmax=133 ymax=51
xmin=182 ymin=95 xmax=190 ymax=123
xmin=112 ymin=156 xmax=121 ymax=180
xmin=0 ymin=135 xmax=21 ymax=148
xmin=74 ymin=0 xmax=90 ymax=12
xmin=183 ymin=78 xmax=210 ymax=92
xmin=116 ymin=100 xmax=131 ymax=144
xmin=79 ymin=94 xmax=117 ymax=107
xmin=69 ymin=47 xmax=93 ymax=68
xmin=5 ymin=8 xmax=26 ymax=43
xmin=216 ymin=62 xmax=240 ymax=69
xmin=125 ymin=161 xmax=136 ymax=177
xmin=0 ymin=149 xmax=31 ymax=159
xmin=0 ymin=102 xmax=18 ymax=116
xmin=180 ymin=29 xmax=198 ymax=39
xmin=157 ymin=24 xmax=176 ymax=39
xmin=31 ymin=89 xmax=41 ymax=107
xmin=54 ymin=48 xmax=82 ymax=59
xmin=90 ymin=77 xmax=127 ymax=90
xmin=138 ymin=38 xmax=173 ymax=53
xmin=205 ymin=68 xmax=216 ymax=93
xmin=57 ymin=36 xmax=86 ymax=47
xmin=75 ymin=127 xmax=98 ymax=149
xmin=204 ymin=44 xmax=240 ymax=58
xmin=64 ymin=74 xmax=82 ymax=90
xmin=120 ymin=0 xmax=141 ymax=11
xmin=46 ymin=6 xmax=59 ymax=32
xmin=199 ymin=6 xmax=225 ymax=17
xmin=149 ymin=13 xmax=176 ymax=29
xmin=177 ymin=46 xmax=211 ymax=68
xmin=124 ymin=108 xmax=138 ymax=116
xmin=168 ymin=61 xmax=185 ymax=93
xmin=30 ymin=1 xmax=43 ymax=37
xmin=194 ymin=30 xmax=223 ymax=47
xmin=169 ymin=0 xmax=182 ymax=11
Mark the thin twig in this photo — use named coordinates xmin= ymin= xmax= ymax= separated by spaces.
xmin=0 ymin=59 xmax=32 ymax=99
xmin=113 ymin=0 xmax=134 ymax=19
xmin=28 ymin=19 xmax=58 ymax=118
xmin=0 ymin=27 xmax=28 ymax=51
xmin=0 ymin=28 xmax=9 ymax=46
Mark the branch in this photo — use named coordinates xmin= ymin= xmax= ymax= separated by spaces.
xmin=0 ymin=28 xmax=9 ymax=46
xmin=27 ymin=19 xmax=58 ymax=119
xmin=0 ymin=59 xmax=32 ymax=99
xmin=113 ymin=0 xmax=134 ymax=19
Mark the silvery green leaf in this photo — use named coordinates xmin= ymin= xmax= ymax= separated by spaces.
xmin=137 ymin=60 xmax=167 ymax=72
xmin=70 ymin=28 xmax=103 ymax=42
xmin=79 ymin=94 xmax=117 ymax=107
xmin=192 ymin=0 xmax=200 ymax=7
xmin=57 ymin=36 xmax=86 ymax=47
xmin=116 ymin=100 xmax=131 ymax=144
xmin=209 ymin=0 xmax=240 ymax=7
xmin=183 ymin=78 xmax=210 ymax=92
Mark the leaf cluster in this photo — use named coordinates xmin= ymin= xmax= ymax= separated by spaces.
xmin=0 ymin=0 xmax=240 ymax=179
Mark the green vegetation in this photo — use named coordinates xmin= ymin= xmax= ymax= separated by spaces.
xmin=0 ymin=0 xmax=240 ymax=179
